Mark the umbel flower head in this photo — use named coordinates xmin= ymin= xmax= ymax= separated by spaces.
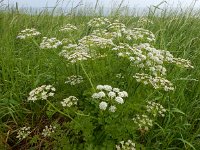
xmin=40 ymin=37 xmax=62 ymax=49
xmin=92 ymin=85 xmax=128 ymax=112
xmin=133 ymin=73 xmax=174 ymax=91
xmin=42 ymin=125 xmax=56 ymax=137
xmin=65 ymin=75 xmax=84 ymax=85
xmin=59 ymin=44 xmax=92 ymax=63
xmin=59 ymin=24 xmax=77 ymax=32
xmin=87 ymin=17 xmax=111 ymax=28
xmin=27 ymin=85 xmax=56 ymax=102
xmin=146 ymin=101 xmax=166 ymax=117
xmin=17 ymin=28 xmax=41 ymax=39
xmin=116 ymin=140 xmax=136 ymax=150
xmin=132 ymin=114 xmax=153 ymax=132
xmin=61 ymin=96 xmax=78 ymax=107
xmin=16 ymin=126 xmax=31 ymax=140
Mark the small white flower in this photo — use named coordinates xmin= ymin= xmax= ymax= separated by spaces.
xmin=115 ymin=97 xmax=124 ymax=104
xmin=17 ymin=28 xmax=41 ymax=39
xmin=40 ymin=37 xmax=62 ymax=49
xmin=108 ymin=91 xmax=116 ymax=98
xmin=42 ymin=125 xmax=56 ymax=137
xmin=59 ymin=24 xmax=77 ymax=32
xmin=109 ymin=105 xmax=117 ymax=112
xmin=118 ymin=91 xmax=128 ymax=98
xmin=65 ymin=75 xmax=84 ymax=85
xmin=99 ymin=101 xmax=108 ymax=110
xmin=103 ymin=85 xmax=112 ymax=91
xmin=98 ymin=91 xmax=106 ymax=98
xmin=113 ymin=88 xmax=120 ymax=93
xmin=16 ymin=126 xmax=31 ymax=140
xmin=96 ymin=85 xmax=104 ymax=90
xmin=116 ymin=139 xmax=136 ymax=150
xmin=92 ymin=93 xmax=100 ymax=99
xmin=48 ymin=92 xmax=54 ymax=97
xmin=27 ymin=85 xmax=55 ymax=102
xmin=61 ymin=96 xmax=78 ymax=107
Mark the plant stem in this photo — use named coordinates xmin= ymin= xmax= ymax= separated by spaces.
xmin=46 ymin=100 xmax=74 ymax=120
xmin=80 ymin=63 xmax=95 ymax=91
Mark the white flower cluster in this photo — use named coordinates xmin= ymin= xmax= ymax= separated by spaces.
xmin=17 ymin=28 xmax=41 ymax=39
xmin=123 ymin=28 xmax=155 ymax=42
xmin=137 ymin=17 xmax=153 ymax=25
xmin=135 ymin=43 xmax=168 ymax=76
xmin=115 ymin=43 xmax=167 ymax=76
xmin=108 ymin=21 xmax=126 ymax=32
xmin=105 ymin=21 xmax=127 ymax=39
xmin=89 ymin=18 xmax=155 ymax=43
xmin=173 ymin=57 xmax=194 ymax=68
xmin=61 ymin=96 xmax=78 ymax=107
xmin=27 ymin=85 xmax=55 ymax=102
xmin=92 ymin=85 xmax=128 ymax=112
xmin=116 ymin=43 xmax=193 ymax=75
xmin=59 ymin=24 xmax=77 ymax=32
xmin=133 ymin=73 xmax=174 ymax=91
xmin=87 ymin=17 xmax=111 ymax=28
xmin=146 ymin=101 xmax=166 ymax=117
xmin=90 ymin=20 xmax=125 ymax=40
xmin=16 ymin=126 xmax=31 ymax=140
xmin=42 ymin=125 xmax=56 ymax=137
xmin=79 ymin=35 xmax=114 ymax=49
xmin=59 ymin=44 xmax=92 ymax=63
xmin=40 ymin=37 xmax=62 ymax=49
xmin=132 ymin=114 xmax=153 ymax=132
xmin=116 ymin=140 xmax=136 ymax=150
xmin=65 ymin=75 xmax=84 ymax=85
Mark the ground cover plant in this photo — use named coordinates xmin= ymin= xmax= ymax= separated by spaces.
xmin=0 ymin=5 xmax=200 ymax=150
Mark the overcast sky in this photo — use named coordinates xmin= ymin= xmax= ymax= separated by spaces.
xmin=4 ymin=0 xmax=200 ymax=8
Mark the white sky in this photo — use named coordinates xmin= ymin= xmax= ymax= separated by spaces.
xmin=4 ymin=0 xmax=200 ymax=8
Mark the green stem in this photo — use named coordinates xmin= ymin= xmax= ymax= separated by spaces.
xmin=32 ymin=38 xmax=41 ymax=49
xmin=46 ymin=100 xmax=74 ymax=120
xmin=80 ymin=63 xmax=95 ymax=91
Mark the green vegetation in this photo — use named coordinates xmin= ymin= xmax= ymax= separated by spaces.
xmin=0 ymin=5 xmax=200 ymax=150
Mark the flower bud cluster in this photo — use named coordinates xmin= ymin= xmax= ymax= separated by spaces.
xmin=16 ymin=126 xmax=31 ymax=140
xmin=42 ymin=125 xmax=56 ymax=137
xmin=146 ymin=101 xmax=166 ymax=117
xmin=116 ymin=140 xmax=136 ymax=150
xmin=59 ymin=24 xmax=77 ymax=32
xmin=65 ymin=75 xmax=84 ymax=85
xmin=40 ymin=37 xmax=62 ymax=49
xmin=27 ymin=85 xmax=56 ymax=102
xmin=132 ymin=114 xmax=153 ymax=132
xmin=61 ymin=96 xmax=78 ymax=107
xmin=133 ymin=73 xmax=174 ymax=91
xmin=17 ymin=28 xmax=41 ymax=39
xmin=92 ymin=85 xmax=128 ymax=112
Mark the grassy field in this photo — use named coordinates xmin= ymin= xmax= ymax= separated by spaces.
xmin=0 ymin=5 xmax=200 ymax=150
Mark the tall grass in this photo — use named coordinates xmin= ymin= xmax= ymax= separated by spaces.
xmin=0 ymin=3 xmax=200 ymax=149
